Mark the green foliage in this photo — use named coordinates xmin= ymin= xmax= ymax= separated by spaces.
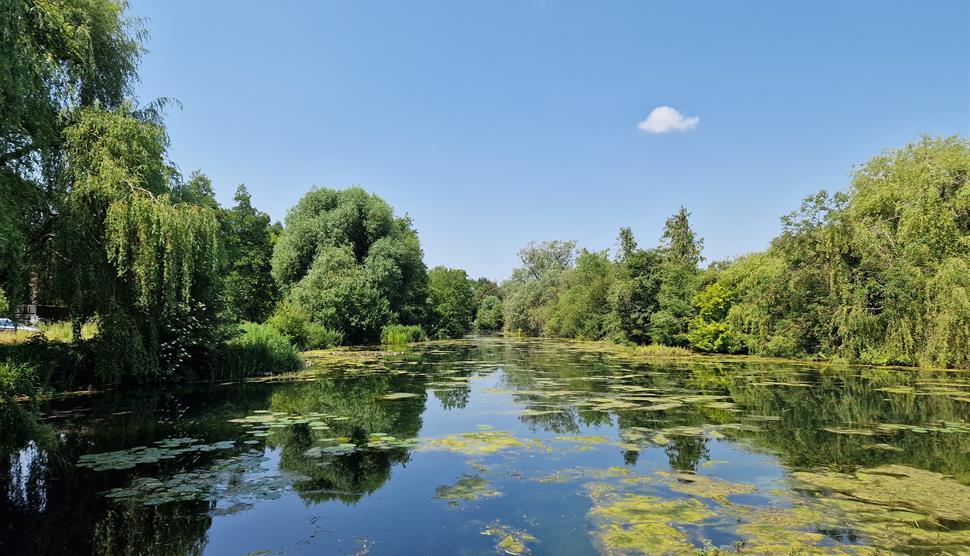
xmin=47 ymin=106 xmax=221 ymax=381
xmin=219 ymin=323 xmax=301 ymax=380
xmin=686 ymin=283 xmax=742 ymax=353
xmin=544 ymin=250 xmax=615 ymax=340
xmin=649 ymin=209 xmax=704 ymax=346
xmin=0 ymin=361 xmax=36 ymax=399
xmin=718 ymin=136 xmax=970 ymax=367
xmin=1 ymin=0 xmax=142 ymax=318
xmin=426 ymin=266 xmax=475 ymax=339
xmin=502 ymin=241 xmax=576 ymax=335
xmin=267 ymin=301 xmax=342 ymax=350
xmin=661 ymin=207 xmax=704 ymax=267
xmin=219 ymin=184 xmax=278 ymax=322
xmin=475 ymin=295 xmax=504 ymax=332
xmin=610 ymin=230 xmax=662 ymax=344
xmin=380 ymin=324 xmax=428 ymax=345
xmin=272 ymin=188 xmax=428 ymax=343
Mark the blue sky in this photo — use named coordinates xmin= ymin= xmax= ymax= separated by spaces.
xmin=131 ymin=0 xmax=970 ymax=280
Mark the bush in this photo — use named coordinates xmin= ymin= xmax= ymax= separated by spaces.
xmin=0 ymin=361 xmax=37 ymax=399
xmin=219 ymin=323 xmax=302 ymax=380
xmin=303 ymin=322 xmax=344 ymax=350
xmin=267 ymin=302 xmax=343 ymax=350
xmin=381 ymin=324 xmax=428 ymax=345
xmin=686 ymin=318 xmax=742 ymax=354
xmin=0 ymin=336 xmax=94 ymax=390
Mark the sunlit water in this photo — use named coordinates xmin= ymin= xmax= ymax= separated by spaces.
xmin=2 ymin=338 xmax=969 ymax=555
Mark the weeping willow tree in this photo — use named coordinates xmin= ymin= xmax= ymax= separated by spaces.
xmin=1 ymin=0 xmax=142 ymax=306
xmin=48 ymin=106 xmax=220 ymax=381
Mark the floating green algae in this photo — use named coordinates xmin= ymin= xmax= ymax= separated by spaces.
xmin=380 ymin=392 xmax=420 ymax=400
xmin=433 ymin=474 xmax=502 ymax=507
xmin=419 ymin=430 xmax=544 ymax=455
xmin=655 ymin=471 xmax=757 ymax=504
xmin=791 ymin=464 xmax=970 ymax=525
xmin=550 ymin=435 xmax=611 ymax=444
xmin=481 ymin=522 xmax=537 ymax=555
xmin=584 ymin=482 xmax=714 ymax=554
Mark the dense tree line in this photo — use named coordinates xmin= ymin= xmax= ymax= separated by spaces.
xmin=497 ymin=137 xmax=970 ymax=369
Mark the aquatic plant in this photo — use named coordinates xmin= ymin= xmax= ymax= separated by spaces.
xmin=433 ymin=474 xmax=502 ymax=507
xmin=380 ymin=324 xmax=428 ymax=345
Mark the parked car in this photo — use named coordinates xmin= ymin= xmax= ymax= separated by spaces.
xmin=0 ymin=318 xmax=39 ymax=332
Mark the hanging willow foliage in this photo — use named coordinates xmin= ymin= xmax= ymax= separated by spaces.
xmin=104 ymin=194 xmax=218 ymax=311
xmin=52 ymin=106 xmax=220 ymax=380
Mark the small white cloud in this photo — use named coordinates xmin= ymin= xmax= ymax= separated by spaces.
xmin=637 ymin=106 xmax=699 ymax=134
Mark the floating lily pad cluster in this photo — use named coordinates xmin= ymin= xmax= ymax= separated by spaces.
xmin=77 ymin=438 xmax=237 ymax=471
xmin=229 ymin=410 xmax=333 ymax=438
xmin=101 ymin=449 xmax=310 ymax=507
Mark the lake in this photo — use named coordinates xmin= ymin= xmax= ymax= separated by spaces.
xmin=2 ymin=337 xmax=969 ymax=555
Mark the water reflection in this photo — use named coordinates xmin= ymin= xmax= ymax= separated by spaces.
xmin=1 ymin=338 xmax=968 ymax=555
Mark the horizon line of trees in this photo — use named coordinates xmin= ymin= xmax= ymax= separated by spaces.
xmin=1 ymin=1 xmax=967 ymax=392
xmin=485 ymin=135 xmax=969 ymax=370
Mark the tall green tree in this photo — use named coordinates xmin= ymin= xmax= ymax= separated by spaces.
xmin=650 ymin=208 xmax=703 ymax=346
xmin=271 ymin=187 xmax=428 ymax=343
xmin=220 ymin=184 xmax=278 ymax=322
xmin=1 ymin=0 xmax=141 ymax=307
xmin=609 ymin=228 xmax=662 ymax=344
xmin=49 ymin=106 xmax=220 ymax=380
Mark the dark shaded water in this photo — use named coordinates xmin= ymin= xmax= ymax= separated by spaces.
xmin=2 ymin=338 xmax=969 ymax=555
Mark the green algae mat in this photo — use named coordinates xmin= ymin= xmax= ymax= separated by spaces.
xmin=2 ymin=337 xmax=969 ymax=554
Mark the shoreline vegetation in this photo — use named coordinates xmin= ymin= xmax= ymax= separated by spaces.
xmin=1 ymin=0 xmax=968 ymax=402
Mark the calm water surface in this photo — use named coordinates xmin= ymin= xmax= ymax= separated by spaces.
xmin=2 ymin=338 xmax=969 ymax=555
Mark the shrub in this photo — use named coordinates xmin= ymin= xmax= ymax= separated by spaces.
xmin=267 ymin=302 xmax=343 ymax=349
xmin=381 ymin=324 xmax=428 ymax=345
xmin=303 ymin=322 xmax=344 ymax=350
xmin=632 ymin=344 xmax=694 ymax=358
xmin=0 ymin=336 xmax=94 ymax=390
xmin=219 ymin=323 xmax=301 ymax=380
xmin=686 ymin=318 xmax=742 ymax=354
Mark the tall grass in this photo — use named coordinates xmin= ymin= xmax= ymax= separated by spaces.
xmin=0 ymin=361 xmax=37 ymax=399
xmin=631 ymin=344 xmax=694 ymax=358
xmin=381 ymin=324 xmax=428 ymax=345
xmin=216 ymin=323 xmax=302 ymax=380
xmin=0 ymin=321 xmax=98 ymax=345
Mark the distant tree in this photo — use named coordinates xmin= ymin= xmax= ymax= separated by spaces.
xmin=517 ymin=240 xmax=577 ymax=280
xmin=650 ymin=208 xmax=704 ymax=346
xmin=610 ymin=228 xmax=662 ymax=344
xmin=427 ymin=266 xmax=475 ymax=339
xmin=220 ymin=184 xmax=278 ymax=322
xmin=660 ymin=207 xmax=704 ymax=267
xmin=475 ymin=295 xmax=504 ymax=332
xmin=686 ymin=283 xmax=741 ymax=353
xmin=545 ymin=249 xmax=615 ymax=340
xmin=502 ymin=240 xmax=576 ymax=335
